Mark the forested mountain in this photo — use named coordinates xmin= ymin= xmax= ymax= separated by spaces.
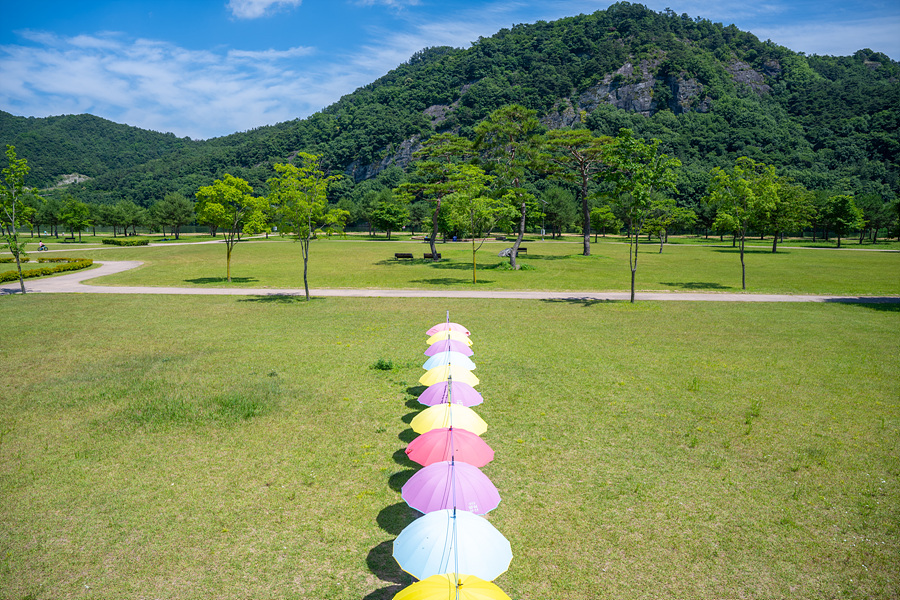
xmin=2 ymin=3 xmax=898 ymax=211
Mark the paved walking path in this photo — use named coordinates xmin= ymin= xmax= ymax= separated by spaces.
xmin=3 ymin=261 xmax=898 ymax=303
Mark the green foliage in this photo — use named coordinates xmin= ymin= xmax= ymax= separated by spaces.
xmin=101 ymin=238 xmax=151 ymax=246
xmin=0 ymin=258 xmax=93 ymax=283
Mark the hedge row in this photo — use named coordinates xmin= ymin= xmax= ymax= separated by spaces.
xmin=0 ymin=258 xmax=94 ymax=283
xmin=102 ymin=238 xmax=150 ymax=246
xmin=0 ymin=257 xmax=87 ymax=263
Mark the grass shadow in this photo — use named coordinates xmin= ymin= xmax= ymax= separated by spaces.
xmin=659 ymin=281 xmax=734 ymax=290
xmin=184 ymin=276 xmax=259 ymax=284
xmin=411 ymin=278 xmax=494 ymax=285
xmin=238 ymin=295 xmax=324 ymax=303
xmin=711 ymin=247 xmax=784 ymax=255
xmin=377 ymin=502 xmax=421 ymax=535
xmin=824 ymin=298 xmax=900 ymax=311
xmin=541 ymin=297 xmax=623 ymax=307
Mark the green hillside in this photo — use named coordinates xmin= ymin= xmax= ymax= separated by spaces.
xmin=2 ymin=3 xmax=898 ymax=210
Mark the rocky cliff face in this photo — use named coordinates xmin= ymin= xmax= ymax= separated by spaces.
xmin=347 ymin=55 xmax=776 ymax=180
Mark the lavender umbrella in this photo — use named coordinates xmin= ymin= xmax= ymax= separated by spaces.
xmin=401 ymin=460 xmax=501 ymax=515
xmin=417 ymin=380 xmax=483 ymax=408
xmin=425 ymin=339 xmax=474 ymax=358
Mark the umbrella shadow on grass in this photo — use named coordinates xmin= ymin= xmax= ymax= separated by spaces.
xmin=377 ymin=502 xmax=421 ymax=535
xmin=392 ymin=449 xmax=418 ymax=469
xmin=365 ymin=539 xmax=415 ymax=590
xmin=388 ymin=467 xmax=417 ymax=491
xmin=398 ymin=428 xmax=417 ymax=444
xmin=362 ymin=585 xmax=405 ymax=600
xmin=401 ymin=411 xmax=419 ymax=425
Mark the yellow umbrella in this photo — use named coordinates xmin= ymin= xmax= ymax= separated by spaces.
xmin=410 ymin=403 xmax=487 ymax=436
xmin=426 ymin=330 xmax=473 ymax=347
xmin=393 ymin=573 xmax=511 ymax=600
xmin=419 ymin=365 xmax=479 ymax=387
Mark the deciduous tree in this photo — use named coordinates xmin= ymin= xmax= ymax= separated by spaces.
xmin=196 ymin=174 xmax=267 ymax=283
xmin=267 ymin=154 xmax=340 ymax=299
xmin=1 ymin=145 xmax=31 ymax=293
xmin=605 ymin=129 xmax=681 ymax=302
xmin=705 ymin=156 xmax=776 ymax=289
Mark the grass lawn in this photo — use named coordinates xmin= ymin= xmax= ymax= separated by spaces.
xmin=0 ymin=294 xmax=897 ymax=599
xmin=61 ymin=237 xmax=900 ymax=296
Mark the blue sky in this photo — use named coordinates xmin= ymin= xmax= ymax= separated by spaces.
xmin=2 ymin=1 xmax=897 ymax=140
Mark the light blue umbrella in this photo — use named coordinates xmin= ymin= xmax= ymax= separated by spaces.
xmin=423 ymin=351 xmax=477 ymax=371
xmin=392 ymin=508 xmax=512 ymax=581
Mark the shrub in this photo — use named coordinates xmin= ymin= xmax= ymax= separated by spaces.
xmin=0 ymin=258 xmax=93 ymax=283
xmin=102 ymin=238 xmax=150 ymax=246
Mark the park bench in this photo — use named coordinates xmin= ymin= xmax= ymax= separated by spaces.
xmin=516 ymin=247 xmax=527 ymax=254
xmin=394 ymin=253 xmax=414 ymax=259
xmin=424 ymin=253 xmax=442 ymax=259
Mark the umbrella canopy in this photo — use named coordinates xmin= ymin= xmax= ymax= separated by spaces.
xmin=392 ymin=573 xmax=511 ymax=600
xmin=406 ymin=427 xmax=494 ymax=468
xmin=420 ymin=365 xmax=479 ymax=387
xmin=423 ymin=351 xmax=477 ymax=371
xmin=393 ymin=508 xmax=512 ymax=582
xmin=426 ymin=330 xmax=473 ymax=347
xmin=411 ymin=404 xmax=487 ymax=436
xmin=401 ymin=460 xmax=500 ymax=515
xmin=425 ymin=339 xmax=474 ymax=358
xmin=426 ymin=322 xmax=471 ymax=337
xmin=418 ymin=380 xmax=483 ymax=408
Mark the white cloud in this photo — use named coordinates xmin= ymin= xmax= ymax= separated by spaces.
xmin=227 ymin=0 xmax=302 ymax=19
xmin=0 ymin=33 xmax=325 ymax=139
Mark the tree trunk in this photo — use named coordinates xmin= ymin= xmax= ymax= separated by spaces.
xmin=429 ymin=202 xmax=440 ymax=261
xmin=509 ymin=199 xmax=526 ymax=270
xmin=581 ymin=179 xmax=590 ymax=256
xmin=837 ymin=235 xmax=841 ymax=248
xmin=226 ymin=244 xmax=232 ymax=282
xmin=740 ymin=232 xmax=746 ymax=290
xmin=14 ymin=253 xmax=25 ymax=294
xmin=658 ymin=235 xmax=663 ymax=253
xmin=772 ymin=233 xmax=778 ymax=253
xmin=302 ymin=237 xmax=311 ymax=300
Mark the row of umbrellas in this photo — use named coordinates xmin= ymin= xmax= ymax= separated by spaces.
xmin=391 ymin=319 xmax=513 ymax=600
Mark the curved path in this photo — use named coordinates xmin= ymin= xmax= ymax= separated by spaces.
xmin=3 ymin=261 xmax=898 ymax=303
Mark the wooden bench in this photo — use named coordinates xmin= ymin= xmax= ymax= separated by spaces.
xmin=424 ymin=253 xmax=442 ymax=259
xmin=394 ymin=253 xmax=414 ymax=259
xmin=516 ymin=247 xmax=527 ymax=254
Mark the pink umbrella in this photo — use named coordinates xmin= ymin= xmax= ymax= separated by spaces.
xmin=426 ymin=322 xmax=471 ymax=336
xmin=406 ymin=427 xmax=494 ymax=468
xmin=402 ymin=460 xmax=501 ymax=515
xmin=417 ymin=380 xmax=484 ymax=407
xmin=424 ymin=339 xmax=474 ymax=357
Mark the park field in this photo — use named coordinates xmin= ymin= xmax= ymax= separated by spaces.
xmin=31 ymin=236 xmax=900 ymax=296
xmin=0 ymin=293 xmax=897 ymax=599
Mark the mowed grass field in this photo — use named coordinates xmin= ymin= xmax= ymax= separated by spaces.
xmin=39 ymin=236 xmax=900 ymax=296
xmin=0 ymin=292 xmax=897 ymax=599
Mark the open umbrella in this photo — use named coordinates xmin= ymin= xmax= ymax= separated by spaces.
xmin=401 ymin=460 xmax=500 ymax=515
xmin=425 ymin=339 xmax=474 ymax=358
xmin=393 ymin=508 xmax=512 ymax=582
xmin=426 ymin=322 xmax=471 ymax=337
xmin=411 ymin=403 xmax=487 ymax=436
xmin=420 ymin=365 xmax=479 ymax=387
xmin=423 ymin=351 xmax=477 ymax=371
xmin=417 ymin=380 xmax=483 ymax=408
xmin=426 ymin=330 xmax=473 ymax=347
xmin=392 ymin=573 xmax=511 ymax=600
xmin=406 ymin=427 xmax=494 ymax=468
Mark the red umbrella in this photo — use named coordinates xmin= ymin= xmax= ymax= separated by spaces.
xmin=406 ymin=427 xmax=494 ymax=468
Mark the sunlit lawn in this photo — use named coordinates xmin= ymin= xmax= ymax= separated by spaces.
xmin=0 ymin=294 xmax=897 ymax=599
xmin=41 ymin=236 xmax=900 ymax=296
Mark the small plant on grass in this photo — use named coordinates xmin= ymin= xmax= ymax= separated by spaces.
xmin=370 ymin=358 xmax=395 ymax=371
